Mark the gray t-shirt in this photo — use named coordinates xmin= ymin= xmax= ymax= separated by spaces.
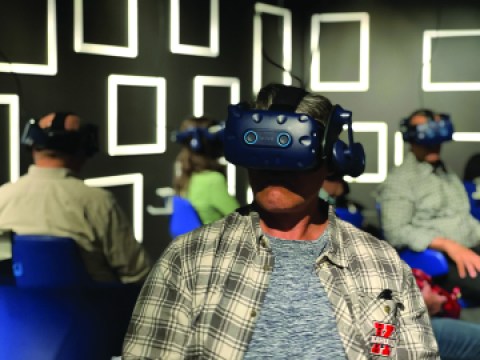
xmin=244 ymin=230 xmax=347 ymax=359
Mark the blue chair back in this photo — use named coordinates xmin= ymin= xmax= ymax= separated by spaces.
xmin=464 ymin=181 xmax=480 ymax=221
xmin=399 ymin=248 xmax=449 ymax=277
xmin=0 ymin=234 xmax=140 ymax=360
xmin=12 ymin=234 xmax=92 ymax=288
xmin=170 ymin=195 xmax=202 ymax=238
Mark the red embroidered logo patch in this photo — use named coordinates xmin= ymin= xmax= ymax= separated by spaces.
xmin=370 ymin=321 xmax=396 ymax=357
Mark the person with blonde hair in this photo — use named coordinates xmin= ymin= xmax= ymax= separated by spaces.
xmin=173 ymin=116 xmax=239 ymax=224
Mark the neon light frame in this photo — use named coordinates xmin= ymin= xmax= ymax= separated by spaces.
xmin=193 ymin=75 xmax=239 ymax=196
xmin=170 ymin=0 xmax=219 ymax=57
xmin=422 ymin=29 xmax=480 ymax=92
xmin=73 ymin=0 xmax=138 ymax=58
xmin=0 ymin=0 xmax=57 ymax=76
xmin=193 ymin=75 xmax=240 ymax=117
xmin=310 ymin=12 xmax=370 ymax=92
xmin=0 ymin=95 xmax=20 ymax=182
xmin=344 ymin=122 xmax=388 ymax=183
xmin=253 ymin=2 xmax=292 ymax=96
xmin=84 ymin=173 xmax=144 ymax=242
xmin=108 ymin=74 xmax=166 ymax=156
xmin=146 ymin=187 xmax=175 ymax=216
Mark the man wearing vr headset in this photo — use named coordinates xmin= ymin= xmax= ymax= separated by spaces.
xmin=123 ymin=85 xmax=437 ymax=359
xmin=377 ymin=109 xmax=480 ymax=300
xmin=0 ymin=112 xmax=150 ymax=284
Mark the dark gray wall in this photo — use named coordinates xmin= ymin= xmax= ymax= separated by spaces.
xmin=0 ymin=0 xmax=479 ymax=260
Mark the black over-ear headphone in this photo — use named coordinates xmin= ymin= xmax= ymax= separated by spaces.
xmin=223 ymin=85 xmax=365 ymax=177
xmin=21 ymin=112 xmax=99 ymax=157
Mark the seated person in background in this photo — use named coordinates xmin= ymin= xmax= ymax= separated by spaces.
xmin=320 ymin=174 xmax=364 ymax=210
xmin=123 ymin=84 xmax=438 ymax=359
xmin=0 ymin=112 xmax=151 ymax=283
xmin=464 ymin=153 xmax=480 ymax=183
xmin=376 ymin=109 xmax=480 ymax=299
xmin=321 ymin=174 xmax=383 ymax=238
xmin=172 ymin=116 xmax=239 ymax=224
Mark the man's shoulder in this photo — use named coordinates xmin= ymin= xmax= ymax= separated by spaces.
xmin=169 ymin=210 xmax=252 ymax=256
xmin=336 ymin=220 xmax=399 ymax=260
xmin=59 ymin=178 xmax=117 ymax=208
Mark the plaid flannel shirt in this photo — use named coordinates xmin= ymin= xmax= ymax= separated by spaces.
xmin=376 ymin=153 xmax=480 ymax=251
xmin=123 ymin=205 xmax=438 ymax=359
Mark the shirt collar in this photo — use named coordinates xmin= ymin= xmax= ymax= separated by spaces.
xmin=243 ymin=204 xmax=349 ymax=269
xmin=28 ymin=165 xmax=77 ymax=179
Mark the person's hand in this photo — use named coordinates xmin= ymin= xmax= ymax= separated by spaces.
xmin=421 ymin=282 xmax=447 ymax=316
xmin=443 ymin=240 xmax=480 ymax=279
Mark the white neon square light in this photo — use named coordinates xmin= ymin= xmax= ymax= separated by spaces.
xmin=394 ymin=131 xmax=404 ymax=167
xmin=452 ymin=132 xmax=480 ymax=142
xmin=253 ymin=3 xmax=292 ymax=95
xmin=170 ymin=0 xmax=219 ymax=57
xmin=394 ymin=131 xmax=480 ymax=166
xmin=0 ymin=0 xmax=57 ymax=76
xmin=246 ymin=187 xmax=253 ymax=204
xmin=108 ymin=74 xmax=166 ymax=156
xmin=84 ymin=173 xmax=144 ymax=242
xmin=422 ymin=29 xmax=480 ymax=92
xmin=0 ymin=95 xmax=20 ymax=183
xmin=146 ymin=187 xmax=175 ymax=215
xmin=310 ymin=12 xmax=369 ymax=92
xmin=193 ymin=76 xmax=240 ymax=117
xmin=74 ymin=0 xmax=138 ymax=58
xmin=217 ymin=157 xmax=236 ymax=197
xmin=344 ymin=122 xmax=388 ymax=183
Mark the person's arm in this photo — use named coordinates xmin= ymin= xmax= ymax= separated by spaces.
xmin=396 ymin=263 xmax=440 ymax=358
xmin=122 ymin=243 xmax=192 ymax=358
xmin=430 ymin=237 xmax=480 ymax=278
xmin=420 ymin=281 xmax=447 ymax=316
xmin=104 ymin=196 xmax=151 ymax=283
xmin=208 ymin=172 xmax=240 ymax=216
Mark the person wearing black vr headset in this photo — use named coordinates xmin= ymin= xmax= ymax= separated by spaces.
xmin=172 ymin=116 xmax=239 ymax=225
xmin=377 ymin=109 xmax=480 ymax=300
xmin=123 ymin=85 xmax=437 ymax=359
xmin=0 ymin=112 xmax=151 ymax=284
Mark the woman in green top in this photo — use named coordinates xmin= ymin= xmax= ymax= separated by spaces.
xmin=173 ymin=117 xmax=239 ymax=224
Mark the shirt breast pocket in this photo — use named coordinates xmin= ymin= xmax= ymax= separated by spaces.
xmin=357 ymin=292 xmax=403 ymax=359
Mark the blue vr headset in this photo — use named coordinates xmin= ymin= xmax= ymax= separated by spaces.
xmin=400 ymin=111 xmax=454 ymax=145
xmin=223 ymin=86 xmax=365 ymax=177
xmin=21 ymin=112 xmax=99 ymax=157
xmin=172 ymin=122 xmax=225 ymax=157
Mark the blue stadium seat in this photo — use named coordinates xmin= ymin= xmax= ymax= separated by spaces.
xmin=399 ymin=248 xmax=449 ymax=277
xmin=464 ymin=180 xmax=480 ymax=221
xmin=377 ymin=202 xmax=479 ymax=308
xmin=0 ymin=234 xmax=140 ymax=360
xmin=170 ymin=195 xmax=202 ymax=238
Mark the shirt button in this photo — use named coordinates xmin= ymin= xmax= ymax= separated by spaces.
xmin=384 ymin=305 xmax=391 ymax=314
xmin=260 ymin=237 xmax=268 ymax=248
xmin=250 ymin=309 xmax=257 ymax=317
